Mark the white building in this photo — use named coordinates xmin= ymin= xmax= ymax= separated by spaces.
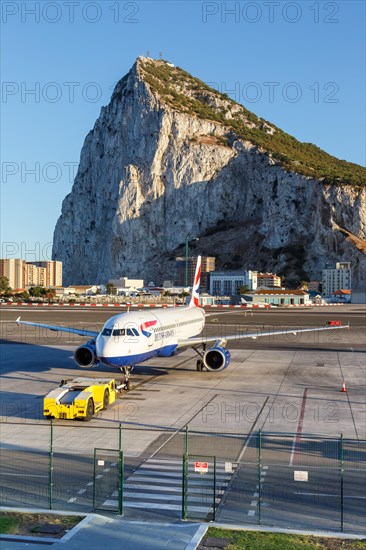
xmin=108 ymin=276 xmax=144 ymax=295
xmin=252 ymin=290 xmax=310 ymax=306
xmin=210 ymin=270 xmax=257 ymax=295
xmin=322 ymin=262 xmax=351 ymax=296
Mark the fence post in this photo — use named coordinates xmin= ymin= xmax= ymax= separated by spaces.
xmin=118 ymin=422 xmax=122 ymax=451
xmin=213 ymin=456 xmax=217 ymax=521
xmin=340 ymin=433 xmax=344 ymax=532
xmin=49 ymin=419 xmax=54 ymax=510
xmin=118 ymin=423 xmax=123 ymax=515
xmin=258 ymin=430 xmax=262 ymax=525
xmin=118 ymin=450 xmax=124 ymax=515
xmin=182 ymin=424 xmax=190 ymax=520
xmin=92 ymin=448 xmax=97 ymax=510
xmin=182 ymin=454 xmax=188 ymax=520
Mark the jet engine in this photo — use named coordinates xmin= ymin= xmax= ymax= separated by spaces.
xmin=74 ymin=339 xmax=98 ymax=368
xmin=203 ymin=346 xmax=231 ymax=372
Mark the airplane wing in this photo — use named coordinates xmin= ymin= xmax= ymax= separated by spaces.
xmin=176 ymin=323 xmax=349 ymax=349
xmin=15 ymin=317 xmax=99 ymax=338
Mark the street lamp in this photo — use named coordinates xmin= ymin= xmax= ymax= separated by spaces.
xmin=185 ymin=235 xmax=199 ymax=287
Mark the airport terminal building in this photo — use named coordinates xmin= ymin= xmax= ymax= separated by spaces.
xmin=251 ymin=289 xmax=310 ymax=306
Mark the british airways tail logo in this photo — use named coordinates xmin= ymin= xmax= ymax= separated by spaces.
xmin=192 ymin=266 xmax=201 ymax=307
xmin=140 ymin=320 xmax=157 ymax=338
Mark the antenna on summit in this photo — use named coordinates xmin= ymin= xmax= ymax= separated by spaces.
xmin=146 ymin=50 xmax=150 ymax=58
xmin=159 ymin=51 xmax=163 ymax=60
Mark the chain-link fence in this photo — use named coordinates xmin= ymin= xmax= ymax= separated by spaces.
xmin=0 ymin=421 xmax=365 ymax=534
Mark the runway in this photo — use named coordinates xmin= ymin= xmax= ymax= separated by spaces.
xmin=0 ymin=305 xmax=365 ymax=436
xmin=0 ymin=305 xmax=365 ymax=531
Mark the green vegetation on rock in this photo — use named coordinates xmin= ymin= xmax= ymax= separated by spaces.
xmin=139 ymin=59 xmax=366 ymax=186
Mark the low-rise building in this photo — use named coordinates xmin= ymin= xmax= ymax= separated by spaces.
xmin=109 ymin=277 xmax=144 ymax=289
xmin=333 ymin=289 xmax=351 ymax=302
xmin=251 ymin=289 xmax=310 ymax=306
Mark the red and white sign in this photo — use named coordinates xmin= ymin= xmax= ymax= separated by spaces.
xmin=194 ymin=461 xmax=209 ymax=474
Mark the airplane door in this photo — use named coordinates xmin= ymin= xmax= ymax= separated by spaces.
xmin=140 ymin=317 xmax=159 ymax=348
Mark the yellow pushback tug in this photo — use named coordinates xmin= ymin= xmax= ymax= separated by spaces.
xmin=43 ymin=377 xmax=124 ymax=421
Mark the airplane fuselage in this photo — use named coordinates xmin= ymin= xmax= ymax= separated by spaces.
xmin=95 ymin=306 xmax=205 ymax=368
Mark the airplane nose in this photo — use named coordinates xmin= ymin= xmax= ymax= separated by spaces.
xmin=96 ymin=337 xmax=107 ymax=358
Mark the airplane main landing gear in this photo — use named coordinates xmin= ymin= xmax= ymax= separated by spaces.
xmin=194 ymin=344 xmax=207 ymax=372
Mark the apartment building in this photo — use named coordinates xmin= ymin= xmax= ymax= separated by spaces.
xmin=25 ymin=264 xmax=47 ymax=286
xmin=176 ymin=256 xmax=215 ymax=290
xmin=0 ymin=259 xmax=25 ymax=290
xmin=322 ymin=262 xmax=351 ymax=295
xmin=0 ymin=259 xmax=63 ymax=289
xmin=256 ymin=272 xmax=281 ymax=288
xmin=33 ymin=261 xmax=63 ymax=287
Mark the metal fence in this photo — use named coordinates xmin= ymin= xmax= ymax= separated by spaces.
xmin=0 ymin=421 xmax=365 ymax=534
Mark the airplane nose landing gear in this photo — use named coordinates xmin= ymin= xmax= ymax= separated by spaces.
xmin=117 ymin=365 xmax=133 ymax=391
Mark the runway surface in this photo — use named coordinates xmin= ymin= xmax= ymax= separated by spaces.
xmin=0 ymin=305 xmax=365 ymax=531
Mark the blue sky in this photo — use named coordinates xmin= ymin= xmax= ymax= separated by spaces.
xmin=1 ymin=0 xmax=365 ymax=261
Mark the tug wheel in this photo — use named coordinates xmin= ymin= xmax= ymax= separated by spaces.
xmin=103 ymin=389 xmax=110 ymax=409
xmin=84 ymin=399 xmax=94 ymax=421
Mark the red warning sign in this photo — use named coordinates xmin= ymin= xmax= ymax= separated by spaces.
xmin=194 ymin=461 xmax=209 ymax=474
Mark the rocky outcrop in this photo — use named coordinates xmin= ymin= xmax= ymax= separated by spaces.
xmin=53 ymin=58 xmax=366 ymax=286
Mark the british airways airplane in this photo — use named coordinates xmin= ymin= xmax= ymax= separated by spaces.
xmin=16 ymin=256 xmax=348 ymax=388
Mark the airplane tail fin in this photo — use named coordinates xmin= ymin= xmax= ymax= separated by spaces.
xmin=189 ymin=255 xmax=201 ymax=308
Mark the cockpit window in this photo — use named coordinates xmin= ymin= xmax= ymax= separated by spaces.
xmin=102 ymin=326 xmax=139 ymax=337
xmin=112 ymin=329 xmax=125 ymax=336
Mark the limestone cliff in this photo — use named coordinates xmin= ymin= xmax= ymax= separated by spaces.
xmin=53 ymin=57 xmax=366 ymax=287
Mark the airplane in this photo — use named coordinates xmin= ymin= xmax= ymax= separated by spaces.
xmin=15 ymin=256 xmax=349 ymax=389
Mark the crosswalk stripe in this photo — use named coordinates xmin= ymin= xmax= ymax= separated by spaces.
xmin=123 ymin=483 xmax=220 ymax=496
xmin=126 ymin=475 xmax=227 ymax=487
xmin=138 ymin=462 xmax=232 ymax=473
xmin=103 ymin=500 xmax=213 ymax=513
xmin=130 ymin=468 xmax=228 ymax=479
xmin=97 ymin=457 xmax=235 ymax=517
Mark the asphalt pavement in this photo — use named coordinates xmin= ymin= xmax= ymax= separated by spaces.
xmin=0 ymin=305 xmax=365 ymax=546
